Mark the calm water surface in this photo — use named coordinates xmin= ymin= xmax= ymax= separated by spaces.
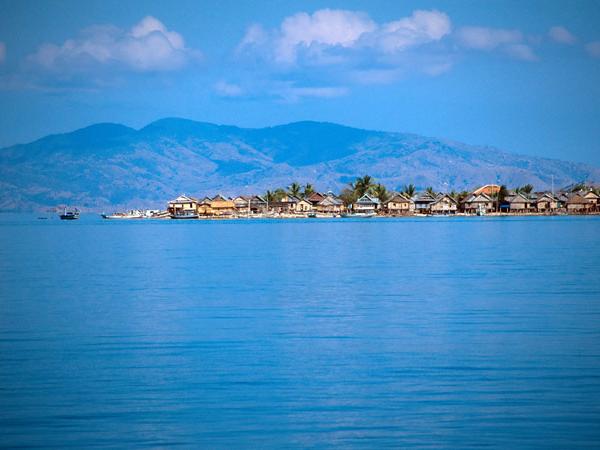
xmin=1 ymin=214 xmax=599 ymax=448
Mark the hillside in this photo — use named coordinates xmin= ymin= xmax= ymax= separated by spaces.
xmin=1 ymin=118 xmax=599 ymax=210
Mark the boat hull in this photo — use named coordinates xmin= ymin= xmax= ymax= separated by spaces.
xmin=170 ymin=214 xmax=199 ymax=219
xmin=341 ymin=213 xmax=376 ymax=218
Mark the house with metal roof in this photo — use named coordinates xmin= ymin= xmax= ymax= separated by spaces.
xmin=352 ymin=193 xmax=380 ymax=214
xmin=167 ymin=194 xmax=199 ymax=218
xmin=414 ymin=192 xmax=437 ymax=214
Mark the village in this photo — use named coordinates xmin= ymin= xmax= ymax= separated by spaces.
xmin=159 ymin=177 xmax=600 ymax=220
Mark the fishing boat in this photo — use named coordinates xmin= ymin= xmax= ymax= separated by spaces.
xmin=59 ymin=207 xmax=80 ymax=220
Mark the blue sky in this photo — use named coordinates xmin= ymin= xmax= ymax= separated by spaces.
xmin=1 ymin=0 xmax=600 ymax=165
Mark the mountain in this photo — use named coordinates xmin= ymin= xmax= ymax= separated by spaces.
xmin=1 ymin=118 xmax=599 ymax=211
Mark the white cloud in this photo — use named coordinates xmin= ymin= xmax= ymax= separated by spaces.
xmin=238 ymin=8 xmax=451 ymax=66
xmin=505 ymin=43 xmax=538 ymax=61
xmin=28 ymin=16 xmax=199 ymax=73
xmin=456 ymin=26 xmax=522 ymax=50
xmin=275 ymin=9 xmax=376 ymax=64
xmin=548 ymin=26 xmax=577 ymax=44
xmin=0 ymin=42 xmax=5 ymax=63
xmin=586 ymin=41 xmax=600 ymax=58
xmin=214 ymin=80 xmax=244 ymax=97
xmin=456 ymin=26 xmax=537 ymax=61
xmin=376 ymin=10 xmax=451 ymax=53
xmin=276 ymin=84 xmax=348 ymax=102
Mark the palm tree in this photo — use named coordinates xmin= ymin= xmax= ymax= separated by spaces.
xmin=403 ymin=184 xmax=416 ymax=198
xmin=372 ymin=183 xmax=390 ymax=204
xmin=516 ymin=184 xmax=534 ymax=195
xmin=303 ymin=183 xmax=315 ymax=198
xmin=425 ymin=186 xmax=436 ymax=196
xmin=288 ymin=182 xmax=302 ymax=198
xmin=265 ymin=190 xmax=275 ymax=210
xmin=353 ymin=175 xmax=374 ymax=197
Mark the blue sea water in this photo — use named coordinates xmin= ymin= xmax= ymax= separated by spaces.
xmin=0 ymin=214 xmax=599 ymax=449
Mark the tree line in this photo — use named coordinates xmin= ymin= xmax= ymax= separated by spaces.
xmin=264 ymin=176 xmax=598 ymax=206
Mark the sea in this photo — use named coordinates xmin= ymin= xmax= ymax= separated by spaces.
xmin=1 ymin=214 xmax=599 ymax=448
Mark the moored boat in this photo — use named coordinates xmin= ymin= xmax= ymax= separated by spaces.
xmin=59 ymin=207 xmax=80 ymax=220
xmin=341 ymin=212 xmax=376 ymax=218
xmin=101 ymin=210 xmax=144 ymax=219
xmin=170 ymin=211 xmax=199 ymax=219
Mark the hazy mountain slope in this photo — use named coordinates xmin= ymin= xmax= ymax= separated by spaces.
xmin=0 ymin=118 xmax=598 ymax=211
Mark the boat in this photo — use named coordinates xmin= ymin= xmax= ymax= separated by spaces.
xmin=59 ymin=207 xmax=80 ymax=220
xmin=341 ymin=212 xmax=376 ymax=218
xmin=170 ymin=211 xmax=199 ymax=219
xmin=476 ymin=204 xmax=486 ymax=216
xmin=101 ymin=210 xmax=144 ymax=219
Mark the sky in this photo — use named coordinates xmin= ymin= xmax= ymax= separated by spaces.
xmin=1 ymin=0 xmax=600 ymax=165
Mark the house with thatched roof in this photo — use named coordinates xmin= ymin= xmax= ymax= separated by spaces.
xmin=462 ymin=192 xmax=494 ymax=214
xmin=430 ymin=194 xmax=458 ymax=215
xmin=316 ymin=194 xmax=344 ymax=214
xmin=501 ymin=192 xmax=534 ymax=213
xmin=306 ymin=192 xmax=326 ymax=207
xmin=384 ymin=193 xmax=414 ymax=215
xmin=232 ymin=195 xmax=267 ymax=214
xmin=566 ymin=193 xmax=592 ymax=213
xmin=533 ymin=193 xmax=559 ymax=212
xmin=581 ymin=190 xmax=600 ymax=211
xmin=211 ymin=194 xmax=236 ymax=216
xmin=271 ymin=194 xmax=302 ymax=213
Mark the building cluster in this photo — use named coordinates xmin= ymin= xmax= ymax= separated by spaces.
xmin=167 ymin=184 xmax=600 ymax=219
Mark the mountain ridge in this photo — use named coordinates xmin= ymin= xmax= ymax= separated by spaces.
xmin=1 ymin=118 xmax=598 ymax=211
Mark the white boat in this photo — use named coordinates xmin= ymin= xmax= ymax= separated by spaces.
xmin=341 ymin=212 xmax=376 ymax=218
xmin=101 ymin=210 xmax=144 ymax=219
xmin=170 ymin=211 xmax=199 ymax=219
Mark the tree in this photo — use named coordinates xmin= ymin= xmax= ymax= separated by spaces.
xmin=352 ymin=175 xmax=374 ymax=197
xmin=339 ymin=187 xmax=357 ymax=207
xmin=273 ymin=188 xmax=287 ymax=201
xmin=457 ymin=191 xmax=470 ymax=203
xmin=265 ymin=190 xmax=275 ymax=204
xmin=425 ymin=186 xmax=435 ymax=196
xmin=303 ymin=183 xmax=315 ymax=198
xmin=372 ymin=183 xmax=390 ymax=203
xmin=516 ymin=184 xmax=534 ymax=195
xmin=492 ymin=185 xmax=509 ymax=212
xmin=288 ymin=182 xmax=302 ymax=198
xmin=402 ymin=184 xmax=416 ymax=198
